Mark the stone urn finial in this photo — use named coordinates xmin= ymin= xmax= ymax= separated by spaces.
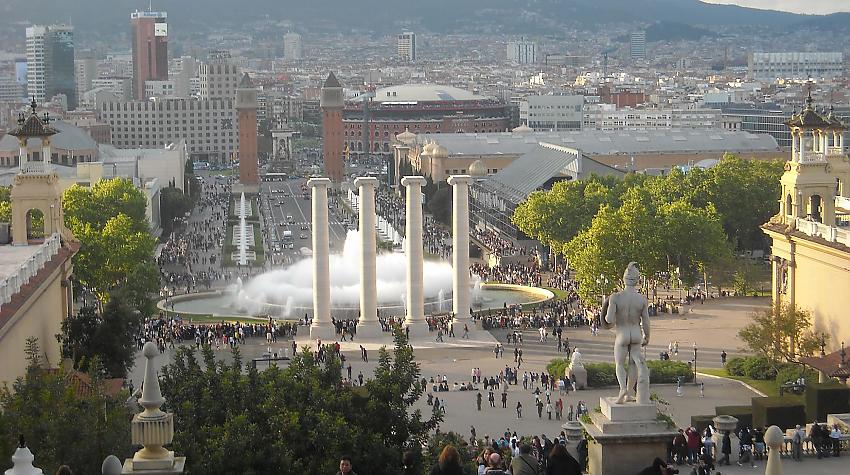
xmin=5 ymin=434 xmax=43 ymax=475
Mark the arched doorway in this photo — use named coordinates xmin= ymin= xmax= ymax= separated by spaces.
xmin=809 ymin=195 xmax=822 ymax=222
xmin=26 ymin=208 xmax=45 ymax=240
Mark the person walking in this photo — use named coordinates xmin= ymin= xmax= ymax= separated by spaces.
xmin=489 ymin=390 xmax=496 ymax=408
xmin=501 ymin=391 xmax=508 ymax=409
xmin=477 ymin=392 xmax=483 ymax=411
xmin=546 ymin=402 xmax=553 ymax=420
xmin=516 ymin=401 xmax=523 ymax=419
xmin=791 ymin=424 xmax=804 ymax=461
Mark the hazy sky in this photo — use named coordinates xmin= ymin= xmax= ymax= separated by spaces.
xmin=703 ymin=0 xmax=850 ymax=15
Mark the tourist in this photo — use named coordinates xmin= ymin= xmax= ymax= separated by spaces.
xmin=516 ymin=401 xmax=523 ymax=419
xmin=429 ymin=445 xmax=465 ymax=475
xmin=510 ymin=444 xmax=540 ymax=475
xmin=718 ymin=431 xmax=731 ymax=465
xmin=791 ymin=424 xmax=804 ymax=461
xmin=636 ymin=457 xmax=676 ymax=475
xmin=484 ymin=452 xmax=508 ymax=475
xmin=336 ymin=455 xmax=357 ymax=475
xmin=477 ymin=392 xmax=483 ymax=411
xmin=830 ymin=423 xmax=842 ymax=457
xmin=546 ymin=443 xmax=582 ymax=475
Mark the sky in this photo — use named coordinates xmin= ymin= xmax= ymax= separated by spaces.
xmin=703 ymin=0 xmax=850 ymax=15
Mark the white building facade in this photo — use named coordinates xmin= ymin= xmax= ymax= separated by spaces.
xmin=520 ymin=95 xmax=584 ymax=131
xmin=397 ymin=32 xmax=416 ymax=61
xmin=748 ymin=52 xmax=844 ymax=80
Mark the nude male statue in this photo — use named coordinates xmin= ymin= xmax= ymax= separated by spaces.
xmin=605 ymin=262 xmax=651 ymax=404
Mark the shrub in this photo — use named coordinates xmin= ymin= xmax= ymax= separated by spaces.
xmin=725 ymin=357 xmax=747 ymax=377
xmin=647 ymin=360 xmax=694 ymax=384
xmin=726 ymin=356 xmax=779 ymax=380
xmin=741 ymin=356 xmax=778 ymax=380
xmin=586 ymin=363 xmax=618 ymax=387
xmin=547 ymin=358 xmax=569 ymax=380
xmin=805 ymin=382 xmax=850 ymax=422
xmin=751 ymin=397 xmax=805 ymax=430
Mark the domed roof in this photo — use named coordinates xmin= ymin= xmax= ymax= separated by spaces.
xmin=371 ymin=84 xmax=487 ymax=103
xmin=469 ymin=159 xmax=487 ymax=176
xmin=431 ymin=144 xmax=449 ymax=158
xmin=512 ymin=124 xmax=534 ymax=134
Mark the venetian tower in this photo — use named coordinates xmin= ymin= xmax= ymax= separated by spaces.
xmin=236 ymin=73 xmax=259 ymax=191
xmin=321 ymin=72 xmax=344 ymax=183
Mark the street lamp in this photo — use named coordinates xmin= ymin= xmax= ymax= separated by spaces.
xmin=693 ymin=342 xmax=698 ymax=384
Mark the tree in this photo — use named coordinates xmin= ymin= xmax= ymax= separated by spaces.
xmin=63 ymin=178 xmax=157 ymax=312
xmin=159 ymin=330 xmax=440 ymax=475
xmin=160 ymin=186 xmax=193 ymax=235
xmin=57 ymin=295 xmax=143 ymax=378
xmin=0 ymin=341 xmax=132 ymax=474
xmin=738 ymin=303 xmax=820 ymax=363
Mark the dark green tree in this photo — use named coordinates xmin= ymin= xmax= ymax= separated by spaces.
xmin=57 ymin=294 xmax=143 ymax=378
xmin=160 ymin=186 xmax=193 ymax=235
xmin=0 ymin=340 xmax=132 ymax=474
xmin=159 ymin=330 xmax=440 ymax=475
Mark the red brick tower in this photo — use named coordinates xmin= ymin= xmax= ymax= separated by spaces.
xmin=236 ymin=73 xmax=259 ymax=189
xmin=321 ymin=72 xmax=344 ymax=183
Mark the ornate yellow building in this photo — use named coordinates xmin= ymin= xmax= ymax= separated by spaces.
xmin=763 ymin=94 xmax=850 ymax=349
xmin=0 ymin=102 xmax=78 ymax=385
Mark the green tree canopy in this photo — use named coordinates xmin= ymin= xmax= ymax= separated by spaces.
xmin=62 ymin=179 xmax=157 ymax=311
xmin=738 ymin=303 xmax=820 ymax=363
xmin=159 ymin=331 xmax=440 ymax=475
xmin=56 ymin=295 xmax=143 ymax=378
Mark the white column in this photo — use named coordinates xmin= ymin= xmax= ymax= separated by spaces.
xmin=402 ymin=176 xmax=428 ymax=337
xmin=42 ymin=138 xmax=51 ymax=167
xmin=17 ymin=138 xmax=26 ymax=172
xmin=355 ymin=176 xmax=381 ymax=338
xmin=448 ymin=175 xmax=472 ymax=323
xmin=309 ymin=178 xmax=335 ymax=339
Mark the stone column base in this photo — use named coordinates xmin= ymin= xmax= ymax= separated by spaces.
xmin=404 ymin=321 xmax=430 ymax=339
xmin=355 ymin=322 xmax=383 ymax=339
xmin=122 ymin=457 xmax=186 ymax=474
xmin=310 ymin=323 xmax=337 ymax=340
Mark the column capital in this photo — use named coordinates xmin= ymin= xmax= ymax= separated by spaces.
xmin=307 ymin=177 xmax=332 ymax=188
xmin=447 ymin=175 xmax=472 ymax=186
xmin=401 ymin=175 xmax=426 ymax=187
xmin=354 ymin=176 xmax=379 ymax=188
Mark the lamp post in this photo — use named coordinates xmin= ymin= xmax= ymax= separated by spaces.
xmin=693 ymin=342 xmax=698 ymax=384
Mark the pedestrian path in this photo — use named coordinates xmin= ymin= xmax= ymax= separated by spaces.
xmin=488 ymin=328 xmax=746 ymax=369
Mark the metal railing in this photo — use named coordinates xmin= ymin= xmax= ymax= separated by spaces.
xmin=0 ymin=233 xmax=61 ymax=310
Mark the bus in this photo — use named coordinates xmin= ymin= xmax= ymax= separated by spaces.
xmin=263 ymin=172 xmax=288 ymax=182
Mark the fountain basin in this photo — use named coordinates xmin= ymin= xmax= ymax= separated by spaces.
xmin=158 ymin=284 xmax=553 ymax=320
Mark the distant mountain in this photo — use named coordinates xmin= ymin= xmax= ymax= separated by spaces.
xmin=0 ymin=0 xmax=813 ymax=37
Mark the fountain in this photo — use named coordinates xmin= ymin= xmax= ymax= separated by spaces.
xmin=237 ymin=193 xmax=249 ymax=266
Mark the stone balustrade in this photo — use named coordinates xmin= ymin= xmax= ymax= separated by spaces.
xmin=0 ymin=233 xmax=61 ymax=310
xmin=19 ymin=161 xmax=48 ymax=174
xmin=795 ymin=217 xmax=850 ymax=247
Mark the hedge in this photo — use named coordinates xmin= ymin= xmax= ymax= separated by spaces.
xmin=574 ymin=360 xmax=696 ymax=387
xmin=725 ymin=356 xmax=778 ymax=380
xmin=715 ymin=405 xmax=752 ymax=432
xmin=805 ymin=382 xmax=850 ymax=422
xmin=647 ymin=360 xmax=694 ymax=384
xmin=752 ymin=397 xmax=805 ymax=430
xmin=586 ymin=363 xmax=618 ymax=387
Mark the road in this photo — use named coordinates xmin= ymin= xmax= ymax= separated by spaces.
xmin=259 ymin=176 xmax=353 ymax=268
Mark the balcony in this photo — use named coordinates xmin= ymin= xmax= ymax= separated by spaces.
xmin=19 ymin=161 xmax=49 ymax=174
xmin=795 ymin=217 xmax=850 ymax=248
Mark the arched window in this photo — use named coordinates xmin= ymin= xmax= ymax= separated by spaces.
xmin=785 ymin=194 xmax=792 ymax=217
xmin=26 ymin=209 xmax=45 ymax=240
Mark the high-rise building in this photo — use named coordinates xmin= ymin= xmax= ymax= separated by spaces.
xmin=26 ymin=25 xmax=76 ymax=108
xmin=75 ymin=54 xmax=97 ymax=102
xmin=520 ymin=95 xmax=583 ymax=131
xmin=199 ymin=50 xmax=239 ymax=100
xmin=397 ymin=32 xmax=416 ymax=62
xmin=130 ymin=10 xmax=168 ymax=100
xmin=321 ymin=72 xmax=344 ymax=183
xmin=284 ymin=32 xmax=303 ymax=60
xmin=630 ymin=31 xmax=646 ymax=60
xmin=507 ymin=38 xmax=536 ymax=64
xmin=236 ymin=73 xmax=259 ymax=188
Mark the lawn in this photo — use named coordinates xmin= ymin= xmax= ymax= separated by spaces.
xmin=700 ymin=368 xmax=799 ymax=400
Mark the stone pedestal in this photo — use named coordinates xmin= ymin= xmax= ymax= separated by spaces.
xmin=711 ymin=415 xmax=739 ymax=459
xmin=562 ymin=420 xmax=583 ymax=442
xmin=568 ymin=364 xmax=587 ymax=390
xmin=580 ymin=397 xmax=677 ymax=475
